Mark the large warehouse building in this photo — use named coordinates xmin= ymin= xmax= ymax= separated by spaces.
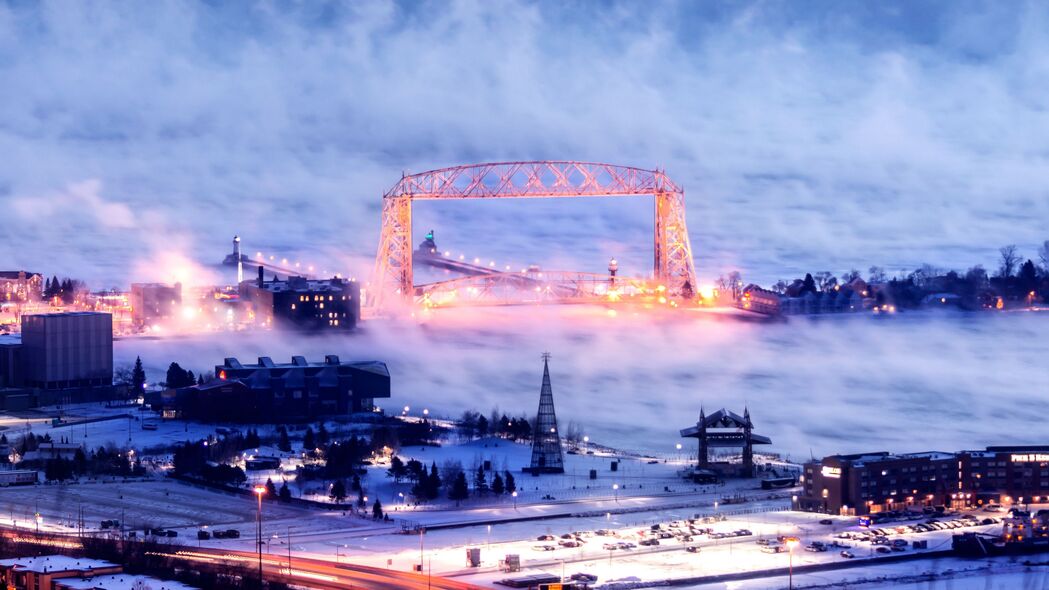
xmin=161 ymin=355 xmax=389 ymax=421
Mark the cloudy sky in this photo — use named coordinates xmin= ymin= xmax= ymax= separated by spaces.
xmin=2 ymin=0 xmax=1048 ymax=287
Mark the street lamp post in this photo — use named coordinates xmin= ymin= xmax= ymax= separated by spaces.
xmin=613 ymin=484 xmax=619 ymax=503
xmin=512 ymin=491 xmax=518 ymax=510
xmin=786 ymin=537 xmax=799 ymax=590
xmin=253 ymin=485 xmax=266 ymax=583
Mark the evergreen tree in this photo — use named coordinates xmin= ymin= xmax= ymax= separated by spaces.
xmin=132 ymin=357 xmax=146 ymax=395
xmin=318 ymin=423 xmax=330 ymax=444
xmin=303 ymin=428 xmax=315 ymax=450
xmin=372 ymin=498 xmax=383 ymax=519
xmin=491 ymin=473 xmax=505 ymax=495
xmin=357 ymin=487 xmax=366 ymax=508
xmin=449 ymin=472 xmax=469 ymax=505
xmin=426 ymin=462 xmax=442 ymax=500
xmin=351 ymin=473 xmax=361 ymax=491
xmin=265 ymin=477 xmax=278 ymax=498
xmin=473 ymin=465 xmax=489 ymax=495
xmin=279 ymin=481 xmax=292 ymax=501
xmin=504 ymin=471 xmax=516 ymax=494
xmin=277 ymin=427 xmax=291 ymax=453
xmin=388 ymin=456 xmax=406 ymax=482
xmin=197 ymin=373 xmax=205 ymax=386
xmin=476 ymin=415 xmax=489 ymax=437
xmin=330 ymin=480 xmax=347 ymax=502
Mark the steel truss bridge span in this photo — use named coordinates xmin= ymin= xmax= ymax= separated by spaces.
xmin=370 ymin=161 xmax=698 ymax=312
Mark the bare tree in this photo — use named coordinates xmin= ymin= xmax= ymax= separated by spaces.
xmin=814 ymin=271 xmax=833 ymax=291
xmin=1038 ymin=240 xmax=1049 ymax=275
xmin=868 ymin=266 xmax=887 ymax=283
xmin=998 ymin=245 xmax=1020 ymax=278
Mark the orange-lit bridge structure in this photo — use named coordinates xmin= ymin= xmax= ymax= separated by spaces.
xmin=368 ymin=162 xmax=698 ymax=313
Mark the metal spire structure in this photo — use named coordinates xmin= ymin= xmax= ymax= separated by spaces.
xmin=526 ymin=353 xmax=565 ymax=474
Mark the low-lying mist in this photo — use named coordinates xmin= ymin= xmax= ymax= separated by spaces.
xmin=115 ymin=307 xmax=1049 ymax=460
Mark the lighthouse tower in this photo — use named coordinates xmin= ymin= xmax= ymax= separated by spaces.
xmin=233 ymin=235 xmax=243 ymax=284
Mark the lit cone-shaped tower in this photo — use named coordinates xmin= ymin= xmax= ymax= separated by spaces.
xmin=526 ymin=353 xmax=565 ymax=474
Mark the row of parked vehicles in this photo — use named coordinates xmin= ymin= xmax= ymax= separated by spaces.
xmin=531 ymin=518 xmax=751 ymax=553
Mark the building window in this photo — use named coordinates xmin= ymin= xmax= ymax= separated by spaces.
xmin=291 ymin=303 xmax=296 ymax=310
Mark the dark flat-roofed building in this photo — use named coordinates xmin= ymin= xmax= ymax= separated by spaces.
xmin=163 ymin=355 xmax=389 ymax=422
xmin=20 ymin=312 xmax=112 ymax=390
xmin=241 ymin=267 xmax=360 ymax=331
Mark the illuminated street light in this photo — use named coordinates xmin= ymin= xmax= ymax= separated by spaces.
xmin=512 ymin=491 xmax=518 ymax=510
xmin=786 ymin=537 xmax=800 ymax=589
xmin=613 ymin=483 xmax=619 ymax=503
xmin=253 ymin=485 xmax=266 ymax=582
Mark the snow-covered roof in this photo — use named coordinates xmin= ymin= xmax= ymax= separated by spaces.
xmin=0 ymin=555 xmax=118 ymax=574
xmin=56 ymin=574 xmax=199 ymax=589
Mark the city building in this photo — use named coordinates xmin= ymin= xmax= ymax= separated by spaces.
xmin=799 ymin=445 xmax=1049 ymax=515
xmin=130 ymin=282 xmax=182 ymax=328
xmin=23 ymin=442 xmax=83 ymax=462
xmin=680 ymin=407 xmax=770 ymax=479
xmin=160 ymin=355 xmax=390 ymax=421
xmin=0 ymin=271 xmax=43 ymax=302
xmin=240 ymin=267 xmax=359 ymax=331
xmin=20 ymin=313 xmax=113 ymax=391
xmin=0 ymin=334 xmax=22 ymax=388
xmin=55 ymin=573 xmax=199 ymax=590
xmin=0 ymin=556 xmax=122 ymax=590
xmin=740 ymin=284 xmax=781 ymax=315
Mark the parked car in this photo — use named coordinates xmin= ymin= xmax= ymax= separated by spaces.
xmin=532 ymin=544 xmax=556 ymax=552
xmin=686 ymin=546 xmax=700 ymax=553
xmin=639 ymin=539 xmax=660 ymax=546
xmin=537 ymin=535 xmax=555 ymax=541
xmin=875 ymin=546 xmax=891 ymax=554
xmin=840 ymin=550 xmax=855 ymax=559
xmin=603 ymin=543 xmax=618 ymax=550
xmin=558 ymin=540 xmax=581 ymax=548
xmin=819 ymin=519 xmax=834 ymax=525
xmin=571 ymin=573 xmax=598 ymax=582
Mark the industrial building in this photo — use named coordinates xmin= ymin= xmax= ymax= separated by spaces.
xmin=20 ymin=313 xmax=113 ymax=390
xmin=130 ymin=282 xmax=182 ymax=328
xmin=0 ymin=271 xmax=42 ymax=302
xmin=799 ymin=445 xmax=1049 ymax=515
xmin=240 ymin=267 xmax=359 ymax=331
xmin=0 ymin=313 xmax=115 ymax=409
xmin=161 ymin=355 xmax=389 ymax=421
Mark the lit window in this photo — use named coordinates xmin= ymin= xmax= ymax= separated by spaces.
xmin=329 ymin=295 xmax=333 ymax=301
xmin=291 ymin=304 xmax=296 ymax=310
xmin=334 ymin=319 xmax=339 ymax=326
xmin=319 ymin=302 xmax=324 ymax=309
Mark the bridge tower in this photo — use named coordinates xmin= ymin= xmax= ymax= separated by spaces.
xmin=525 ymin=353 xmax=565 ymax=474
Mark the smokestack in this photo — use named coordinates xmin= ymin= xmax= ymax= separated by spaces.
xmin=257 ymin=264 xmax=264 ymax=288
xmin=233 ymin=235 xmax=243 ymax=284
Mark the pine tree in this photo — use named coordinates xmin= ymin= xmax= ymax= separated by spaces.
xmin=279 ymin=481 xmax=292 ymax=501
xmin=197 ymin=374 xmax=205 ymax=386
xmin=491 ymin=473 xmax=505 ymax=495
xmin=426 ymin=462 xmax=441 ymax=500
xmin=372 ymin=498 xmax=383 ymax=519
xmin=318 ymin=424 xmax=330 ymax=445
xmin=303 ymin=428 xmax=315 ymax=450
xmin=388 ymin=456 xmax=406 ymax=482
xmin=330 ymin=480 xmax=347 ymax=502
xmin=132 ymin=357 xmax=146 ymax=395
xmin=473 ymin=465 xmax=489 ymax=495
xmin=265 ymin=478 xmax=278 ymax=498
xmin=504 ymin=471 xmax=516 ymax=494
xmin=351 ymin=473 xmax=361 ymax=491
xmin=449 ymin=472 xmax=469 ymax=505
xmin=356 ymin=487 xmax=365 ymax=508
xmin=277 ymin=427 xmax=291 ymax=453
xmin=477 ymin=415 xmax=489 ymax=437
